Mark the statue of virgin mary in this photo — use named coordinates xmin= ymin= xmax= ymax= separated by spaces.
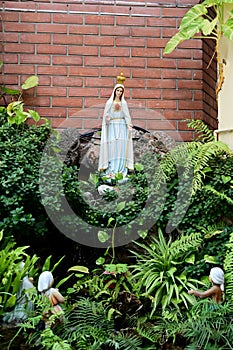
xmin=98 ymin=73 xmax=134 ymax=181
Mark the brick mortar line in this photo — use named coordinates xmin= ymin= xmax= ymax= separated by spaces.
xmin=0 ymin=7 xmax=154 ymax=16
xmin=1 ymin=4 xmax=191 ymax=16
xmin=0 ymin=1 xmax=194 ymax=7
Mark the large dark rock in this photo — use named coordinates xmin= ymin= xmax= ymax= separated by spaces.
xmin=69 ymin=127 xmax=176 ymax=171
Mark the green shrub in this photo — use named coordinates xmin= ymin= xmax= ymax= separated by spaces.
xmin=0 ymin=108 xmax=52 ymax=238
xmin=0 ymin=232 xmax=38 ymax=316
xmin=130 ymin=229 xmax=204 ymax=316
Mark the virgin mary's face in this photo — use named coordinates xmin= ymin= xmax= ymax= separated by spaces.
xmin=115 ymin=87 xmax=124 ymax=99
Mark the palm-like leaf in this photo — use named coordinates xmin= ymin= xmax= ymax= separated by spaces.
xmin=130 ymin=229 xmax=203 ymax=315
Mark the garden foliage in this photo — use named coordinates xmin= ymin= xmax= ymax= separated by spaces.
xmin=1 ymin=105 xmax=233 ymax=348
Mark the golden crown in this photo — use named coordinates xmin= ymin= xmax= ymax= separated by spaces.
xmin=116 ymin=71 xmax=126 ymax=85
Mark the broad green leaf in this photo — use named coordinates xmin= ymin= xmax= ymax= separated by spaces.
xmin=221 ymin=175 xmax=231 ymax=183
xmin=164 ymin=3 xmax=209 ymax=54
xmin=134 ymin=163 xmax=144 ymax=172
xmin=204 ymin=254 xmax=218 ymax=263
xmin=179 ymin=4 xmax=208 ymax=30
xmin=202 ymin=17 xmax=218 ymax=36
xmin=222 ymin=18 xmax=233 ymax=40
xmin=167 ymin=284 xmax=174 ymax=305
xmin=96 ymin=256 xmax=105 ymax=265
xmin=1 ymin=86 xmax=20 ymax=95
xmin=117 ymin=201 xmax=125 ymax=212
xmin=115 ymin=172 xmax=123 ymax=180
xmin=185 ymin=253 xmax=195 ymax=264
xmin=15 ymin=110 xmax=28 ymax=124
xmin=7 ymin=101 xmax=23 ymax=116
xmin=21 ymin=75 xmax=39 ymax=90
xmin=5 ymin=295 xmax=16 ymax=309
xmin=68 ymin=265 xmax=89 ymax=273
xmin=42 ymin=255 xmax=52 ymax=271
xmin=181 ymin=291 xmax=196 ymax=306
xmin=0 ymin=229 xmax=3 ymax=241
xmin=164 ymin=21 xmax=204 ymax=54
xmin=179 ymin=272 xmax=187 ymax=282
xmin=107 ymin=217 xmax=115 ymax=226
xmin=98 ymin=230 xmax=109 ymax=243
xmin=105 ymin=263 xmax=128 ymax=274
xmin=28 ymin=109 xmax=40 ymax=122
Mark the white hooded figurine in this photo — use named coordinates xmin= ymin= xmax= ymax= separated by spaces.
xmin=38 ymin=271 xmax=65 ymax=314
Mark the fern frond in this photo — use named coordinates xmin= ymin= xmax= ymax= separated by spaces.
xmin=159 ymin=139 xmax=232 ymax=196
xmin=224 ymin=231 xmax=233 ymax=301
xmin=192 ymin=141 xmax=232 ymax=194
xmin=160 ymin=142 xmax=200 ymax=180
xmin=112 ymin=332 xmax=143 ymax=350
xmin=170 ymin=232 xmax=202 ymax=259
xmin=204 ymin=186 xmax=233 ymax=206
xmin=137 ymin=322 xmax=161 ymax=343
xmin=62 ymin=298 xmax=114 ymax=346
xmin=186 ymin=119 xmax=215 ymax=143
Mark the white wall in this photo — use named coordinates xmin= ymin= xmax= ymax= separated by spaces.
xmin=217 ymin=4 xmax=233 ymax=149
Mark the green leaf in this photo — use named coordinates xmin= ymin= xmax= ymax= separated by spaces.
xmin=179 ymin=3 xmax=208 ymax=30
xmin=98 ymin=230 xmax=110 ymax=243
xmin=51 ymin=146 xmax=61 ymax=153
xmin=68 ymin=265 xmax=89 ymax=273
xmin=164 ymin=20 xmax=203 ymax=54
xmin=164 ymin=4 xmax=209 ymax=54
xmin=56 ymin=274 xmax=73 ymax=288
xmin=115 ymin=172 xmax=123 ymax=180
xmin=134 ymin=163 xmax=144 ymax=172
xmin=107 ymin=217 xmax=115 ymax=226
xmin=96 ymin=256 xmax=105 ymax=265
xmin=5 ymin=294 xmax=16 ymax=309
xmin=185 ymin=253 xmax=195 ymax=264
xmin=1 ymin=86 xmax=20 ymax=95
xmin=42 ymin=255 xmax=52 ymax=271
xmin=15 ymin=110 xmax=28 ymax=124
xmin=137 ymin=229 xmax=148 ymax=239
xmin=221 ymin=175 xmax=231 ymax=184
xmin=117 ymin=201 xmax=126 ymax=212
xmin=107 ymin=307 xmax=117 ymax=321
xmin=202 ymin=17 xmax=218 ymax=36
xmin=41 ymin=117 xmax=51 ymax=126
xmin=7 ymin=101 xmax=23 ymax=116
xmin=51 ymin=256 xmax=65 ymax=273
xmin=28 ymin=109 xmax=40 ymax=122
xmin=204 ymin=254 xmax=218 ymax=264
xmin=21 ymin=76 xmax=39 ymax=90
xmin=222 ymin=18 xmax=233 ymax=40
xmin=89 ymin=173 xmax=99 ymax=186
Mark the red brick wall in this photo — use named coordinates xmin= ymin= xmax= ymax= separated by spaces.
xmin=0 ymin=0 xmax=217 ymax=141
